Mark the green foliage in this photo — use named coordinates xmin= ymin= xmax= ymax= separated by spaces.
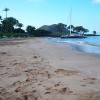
xmin=2 ymin=17 xmax=19 ymax=33
xmin=2 ymin=17 xmax=19 ymax=27
xmin=50 ymin=32 xmax=67 ymax=37
xmin=55 ymin=23 xmax=67 ymax=33
xmin=74 ymin=26 xmax=89 ymax=33
xmin=12 ymin=33 xmax=27 ymax=37
xmin=0 ymin=9 xmax=91 ymax=38
xmin=93 ymin=31 xmax=96 ymax=35
xmin=34 ymin=29 xmax=52 ymax=37
xmin=14 ymin=28 xmax=25 ymax=33
xmin=0 ymin=33 xmax=3 ymax=38
xmin=0 ymin=16 xmax=2 ymax=21
xmin=16 ymin=23 xmax=23 ymax=29
xmin=26 ymin=25 xmax=36 ymax=36
xmin=39 ymin=23 xmax=67 ymax=33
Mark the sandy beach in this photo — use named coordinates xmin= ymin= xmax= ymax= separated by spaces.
xmin=0 ymin=37 xmax=100 ymax=100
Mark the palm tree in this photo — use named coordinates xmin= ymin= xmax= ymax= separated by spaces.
xmin=3 ymin=8 xmax=10 ymax=18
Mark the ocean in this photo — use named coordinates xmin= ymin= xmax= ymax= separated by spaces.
xmin=48 ymin=36 xmax=100 ymax=54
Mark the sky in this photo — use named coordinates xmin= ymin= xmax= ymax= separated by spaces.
xmin=0 ymin=0 xmax=100 ymax=32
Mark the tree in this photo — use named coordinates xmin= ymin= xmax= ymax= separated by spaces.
xmin=2 ymin=17 xmax=19 ymax=26
xmin=93 ymin=31 xmax=96 ymax=35
xmin=74 ymin=26 xmax=89 ymax=35
xmin=2 ymin=17 xmax=19 ymax=32
xmin=3 ymin=8 xmax=10 ymax=18
xmin=26 ymin=25 xmax=35 ymax=35
xmin=17 ymin=23 xmax=23 ymax=29
xmin=0 ymin=24 xmax=2 ymax=32
xmin=0 ymin=16 xmax=2 ymax=21
xmin=34 ymin=29 xmax=51 ymax=37
xmin=0 ymin=16 xmax=2 ymax=25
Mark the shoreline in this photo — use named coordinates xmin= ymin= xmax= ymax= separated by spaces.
xmin=48 ymin=37 xmax=100 ymax=55
xmin=0 ymin=37 xmax=100 ymax=100
xmin=69 ymin=43 xmax=100 ymax=56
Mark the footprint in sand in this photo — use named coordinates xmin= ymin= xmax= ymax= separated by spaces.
xmin=33 ymin=56 xmax=38 ymax=59
xmin=0 ymin=64 xmax=6 ymax=68
xmin=0 ymin=52 xmax=7 ymax=55
xmin=45 ymin=83 xmax=73 ymax=95
xmin=24 ymin=94 xmax=37 ymax=100
xmin=81 ymin=84 xmax=87 ymax=87
xmin=77 ymin=92 xmax=100 ymax=100
xmin=81 ymin=77 xmax=97 ymax=85
xmin=12 ymin=81 xmax=22 ymax=86
xmin=9 ymin=63 xmax=27 ymax=77
xmin=13 ymin=63 xmax=27 ymax=69
xmin=55 ymin=69 xmax=80 ymax=76
xmin=15 ymin=87 xmax=22 ymax=93
xmin=83 ymin=77 xmax=97 ymax=81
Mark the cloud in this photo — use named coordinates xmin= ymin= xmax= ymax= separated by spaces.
xmin=93 ymin=0 xmax=100 ymax=3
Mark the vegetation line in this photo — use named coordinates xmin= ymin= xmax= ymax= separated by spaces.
xmin=0 ymin=8 xmax=97 ymax=38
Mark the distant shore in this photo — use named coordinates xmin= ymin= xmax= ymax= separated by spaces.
xmin=0 ymin=37 xmax=100 ymax=100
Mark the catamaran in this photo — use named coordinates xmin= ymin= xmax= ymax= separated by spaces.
xmin=61 ymin=9 xmax=86 ymax=38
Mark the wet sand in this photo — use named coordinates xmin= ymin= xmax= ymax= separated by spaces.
xmin=0 ymin=38 xmax=100 ymax=100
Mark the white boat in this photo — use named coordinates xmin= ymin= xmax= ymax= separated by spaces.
xmin=61 ymin=9 xmax=87 ymax=39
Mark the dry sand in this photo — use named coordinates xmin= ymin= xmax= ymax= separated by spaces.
xmin=0 ymin=37 xmax=100 ymax=100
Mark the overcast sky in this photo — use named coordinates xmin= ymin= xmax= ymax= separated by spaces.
xmin=0 ymin=0 xmax=100 ymax=32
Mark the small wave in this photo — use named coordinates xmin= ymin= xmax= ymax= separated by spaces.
xmin=48 ymin=37 xmax=100 ymax=54
xmin=79 ymin=42 xmax=100 ymax=48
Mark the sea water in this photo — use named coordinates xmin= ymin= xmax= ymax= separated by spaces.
xmin=48 ymin=36 xmax=100 ymax=54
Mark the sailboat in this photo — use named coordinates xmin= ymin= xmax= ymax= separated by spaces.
xmin=61 ymin=9 xmax=86 ymax=38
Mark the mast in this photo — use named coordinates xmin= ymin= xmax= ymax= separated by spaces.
xmin=69 ymin=8 xmax=72 ymax=36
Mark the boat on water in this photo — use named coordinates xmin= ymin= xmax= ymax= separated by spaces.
xmin=61 ymin=9 xmax=87 ymax=39
xmin=61 ymin=32 xmax=86 ymax=38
